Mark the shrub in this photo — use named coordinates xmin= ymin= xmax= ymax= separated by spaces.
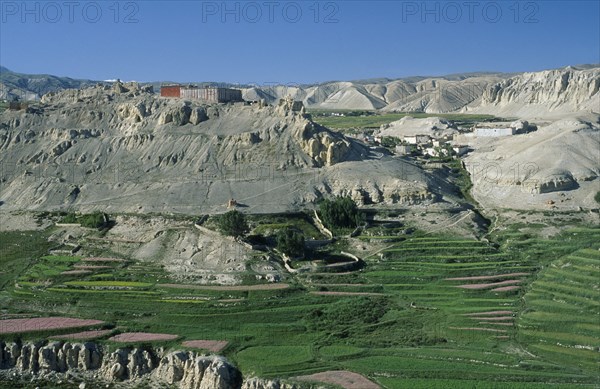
xmin=61 ymin=213 xmax=78 ymax=223
xmin=380 ymin=136 xmax=400 ymax=148
xmin=595 ymin=191 xmax=600 ymax=204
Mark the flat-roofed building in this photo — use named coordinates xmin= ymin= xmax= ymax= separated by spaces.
xmin=473 ymin=128 xmax=515 ymax=137
xmin=160 ymin=85 xmax=181 ymax=97
xmin=160 ymin=85 xmax=243 ymax=103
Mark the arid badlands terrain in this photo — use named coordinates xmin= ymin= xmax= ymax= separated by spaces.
xmin=0 ymin=65 xmax=598 ymax=389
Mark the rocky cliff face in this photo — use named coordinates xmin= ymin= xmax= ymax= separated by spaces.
xmin=474 ymin=67 xmax=600 ymax=116
xmin=0 ymin=341 xmax=307 ymax=389
xmin=243 ymin=66 xmax=599 ymax=115
xmin=241 ymin=377 xmax=303 ymax=389
xmin=2 ymin=81 xmax=358 ymax=170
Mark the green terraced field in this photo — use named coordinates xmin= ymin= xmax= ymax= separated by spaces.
xmin=1 ymin=223 xmax=598 ymax=388
xmin=518 ymin=247 xmax=600 ymax=375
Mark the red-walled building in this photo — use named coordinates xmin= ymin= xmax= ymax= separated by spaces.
xmin=160 ymin=85 xmax=181 ymax=98
xmin=160 ymin=84 xmax=242 ymax=103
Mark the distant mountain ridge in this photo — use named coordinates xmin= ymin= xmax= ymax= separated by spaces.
xmin=0 ymin=66 xmax=97 ymax=101
xmin=1 ymin=65 xmax=598 ymax=115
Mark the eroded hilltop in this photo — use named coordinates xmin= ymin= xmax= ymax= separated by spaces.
xmin=0 ymin=82 xmax=452 ymax=214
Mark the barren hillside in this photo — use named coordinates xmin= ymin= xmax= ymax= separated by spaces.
xmin=0 ymin=82 xmax=452 ymax=214
xmin=243 ymin=66 xmax=599 ymax=116
xmin=467 ymin=67 xmax=600 ymax=118
xmin=462 ymin=113 xmax=600 ymax=210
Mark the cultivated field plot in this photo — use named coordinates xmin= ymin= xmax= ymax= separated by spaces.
xmin=50 ymin=329 xmax=113 ymax=340
xmin=294 ymin=370 xmax=380 ymax=389
xmin=0 ymin=224 xmax=598 ymax=388
xmin=0 ymin=317 xmax=103 ymax=334
xmin=108 ymin=332 xmax=179 ymax=343
xmin=182 ymin=339 xmax=229 ymax=352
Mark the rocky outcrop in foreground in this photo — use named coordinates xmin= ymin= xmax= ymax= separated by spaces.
xmin=0 ymin=341 xmax=307 ymax=389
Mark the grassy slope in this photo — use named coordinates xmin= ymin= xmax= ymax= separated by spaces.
xmin=0 ymin=231 xmax=52 ymax=291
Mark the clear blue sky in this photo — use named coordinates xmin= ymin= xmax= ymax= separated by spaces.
xmin=1 ymin=0 xmax=598 ymax=84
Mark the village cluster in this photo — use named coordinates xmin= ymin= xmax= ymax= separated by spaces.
xmin=360 ymin=120 xmax=534 ymax=160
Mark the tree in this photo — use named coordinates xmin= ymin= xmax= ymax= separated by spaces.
xmin=79 ymin=211 xmax=107 ymax=228
xmin=319 ymin=196 xmax=364 ymax=230
xmin=277 ymin=228 xmax=305 ymax=258
xmin=218 ymin=210 xmax=249 ymax=238
xmin=60 ymin=211 xmax=107 ymax=229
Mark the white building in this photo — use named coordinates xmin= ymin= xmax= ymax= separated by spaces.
xmin=473 ymin=128 xmax=515 ymax=137
xmin=424 ymin=148 xmax=438 ymax=157
xmin=403 ymin=134 xmax=431 ymax=144
xmin=452 ymin=145 xmax=469 ymax=156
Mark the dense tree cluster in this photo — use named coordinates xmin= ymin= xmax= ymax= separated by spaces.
xmin=218 ymin=210 xmax=249 ymax=238
xmin=276 ymin=228 xmax=305 ymax=258
xmin=61 ymin=211 xmax=107 ymax=229
xmin=318 ymin=196 xmax=364 ymax=229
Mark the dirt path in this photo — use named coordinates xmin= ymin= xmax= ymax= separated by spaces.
xmin=424 ymin=210 xmax=474 ymax=235
xmin=88 ymin=237 xmax=147 ymax=244
xmin=363 ymin=243 xmax=397 ymax=260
